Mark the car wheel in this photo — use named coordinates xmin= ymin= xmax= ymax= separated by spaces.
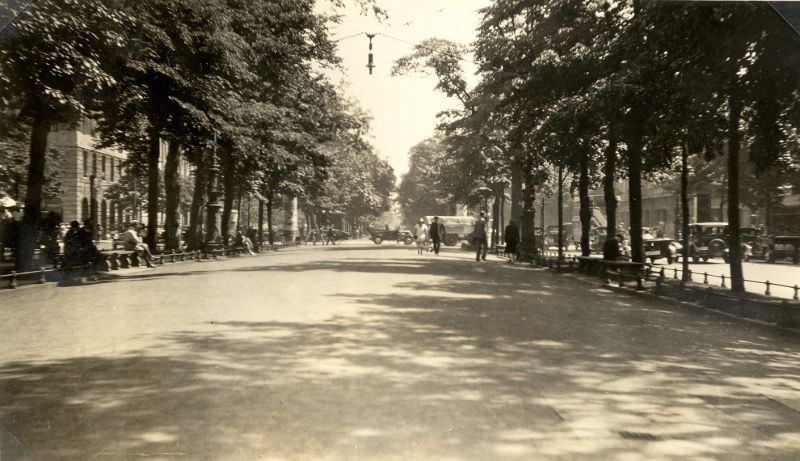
xmin=444 ymin=235 xmax=458 ymax=246
xmin=373 ymin=236 xmax=383 ymax=245
xmin=404 ymin=237 xmax=414 ymax=245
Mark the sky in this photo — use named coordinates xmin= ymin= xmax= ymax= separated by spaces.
xmin=324 ymin=0 xmax=491 ymax=181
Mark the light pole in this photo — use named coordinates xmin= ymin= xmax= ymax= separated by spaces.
xmin=204 ymin=133 xmax=223 ymax=253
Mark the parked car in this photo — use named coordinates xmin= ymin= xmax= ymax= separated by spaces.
xmin=680 ymin=222 xmax=756 ymax=263
xmin=643 ymin=237 xmax=682 ymax=264
xmin=761 ymin=235 xmax=800 ymax=264
xmin=685 ymin=222 xmax=729 ymax=262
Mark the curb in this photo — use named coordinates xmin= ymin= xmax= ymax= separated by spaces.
xmin=561 ymin=269 xmax=800 ymax=335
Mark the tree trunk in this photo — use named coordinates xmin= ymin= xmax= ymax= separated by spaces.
xmin=579 ymin=150 xmax=591 ymax=257
xmin=765 ymin=188 xmax=773 ymax=231
xmin=603 ymin=126 xmax=617 ymax=240
xmin=187 ymin=157 xmax=206 ymax=251
xmin=266 ymin=193 xmax=274 ymax=245
xmin=258 ymin=198 xmax=264 ymax=246
xmin=236 ymin=183 xmax=242 ymax=231
xmin=146 ymin=129 xmax=160 ymax=253
xmin=163 ymin=142 xmax=181 ymax=252
xmin=220 ymin=152 xmax=235 ymax=246
xmin=557 ymin=165 xmax=564 ymax=261
xmin=628 ymin=132 xmax=644 ymax=263
xmin=16 ymin=113 xmax=51 ymax=271
xmin=681 ymin=140 xmax=691 ymax=282
xmin=519 ymin=162 xmax=536 ymax=262
xmin=492 ymin=184 xmax=502 ymax=248
xmin=510 ymin=160 xmax=523 ymax=224
xmin=728 ymin=88 xmax=744 ymax=292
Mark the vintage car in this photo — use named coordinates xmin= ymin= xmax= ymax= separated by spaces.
xmin=684 ymin=222 xmax=729 ymax=262
xmin=643 ymin=237 xmax=682 ymax=264
xmin=762 ymin=235 xmax=800 ymax=264
xmin=367 ymin=228 xmax=414 ymax=245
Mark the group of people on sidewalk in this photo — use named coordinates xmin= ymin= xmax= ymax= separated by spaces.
xmin=309 ymin=226 xmax=338 ymax=246
xmin=62 ymin=221 xmax=156 ymax=269
xmin=410 ymin=212 xmax=520 ymax=264
xmin=467 ymin=210 xmax=520 ymax=265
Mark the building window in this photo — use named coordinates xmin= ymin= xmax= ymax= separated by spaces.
xmin=82 ymin=151 xmax=87 ymax=177
xmin=92 ymin=152 xmax=97 ymax=176
xmin=110 ymin=158 xmax=114 ymax=181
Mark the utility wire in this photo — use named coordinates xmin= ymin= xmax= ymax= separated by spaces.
xmin=333 ymin=31 xmax=365 ymax=43
xmin=394 ymin=7 xmax=447 ymax=27
xmin=378 ymin=32 xmax=475 ymax=64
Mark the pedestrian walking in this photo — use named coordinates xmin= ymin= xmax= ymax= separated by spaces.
xmin=429 ymin=216 xmax=446 ymax=255
xmin=504 ymin=219 xmax=520 ymax=265
xmin=473 ymin=211 xmax=488 ymax=261
xmin=326 ymin=226 xmax=336 ymax=246
xmin=414 ymin=218 xmax=429 ymax=255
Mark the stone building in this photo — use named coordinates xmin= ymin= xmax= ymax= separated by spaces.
xmin=47 ymin=118 xmax=191 ymax=236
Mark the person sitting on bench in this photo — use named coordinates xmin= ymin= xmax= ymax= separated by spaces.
xmin=120 ymin=223 xmax=155 ymax=268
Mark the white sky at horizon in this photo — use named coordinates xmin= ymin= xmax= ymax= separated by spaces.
xmin=325 ymin=0 xmax=491 ymax=182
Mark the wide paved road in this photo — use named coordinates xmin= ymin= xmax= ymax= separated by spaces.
xmin=1 ymin=241 xmax=799 ymax=460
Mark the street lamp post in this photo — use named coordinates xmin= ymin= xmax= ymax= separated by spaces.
xmin=204 ymin=134 xmax=223 ymax=253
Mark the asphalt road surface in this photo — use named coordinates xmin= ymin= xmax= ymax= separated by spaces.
xmin=0 ymin=241 xmax=799 ymax=460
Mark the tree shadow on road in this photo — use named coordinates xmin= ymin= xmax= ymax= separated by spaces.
xmin=1 ymin=257 xmax=800 ymax=460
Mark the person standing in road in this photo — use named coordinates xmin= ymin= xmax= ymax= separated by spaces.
xmin=504 ymin=219 xmax=520 ymax=265
xmin=326 ymin=226 xmax=336 ymax=246
xmin=473 ymin=211 xmax=488 ymax=261
xmin=429 ymin=216 xmax=446 ymax=255
xmin=414 ymin=218 xmax=429 ymax=256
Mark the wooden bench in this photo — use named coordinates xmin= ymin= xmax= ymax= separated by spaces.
xmin=577 ymin=256 xmax=650 ymax=290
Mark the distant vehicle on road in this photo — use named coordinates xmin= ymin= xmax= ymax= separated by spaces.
xmin=367 ymin=228 xmax=414 ymax=245
xmin=424 ymin=216 xmax=475 ymax=246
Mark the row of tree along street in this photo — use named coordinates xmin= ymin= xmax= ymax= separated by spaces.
xmin=0 ymin=0 xmax=394 ymax=271
xmin=393 ymin=0 xmax=800 ymax=293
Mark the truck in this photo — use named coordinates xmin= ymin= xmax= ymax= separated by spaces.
xmin=423 ymin=216 xmax=476 ymax=246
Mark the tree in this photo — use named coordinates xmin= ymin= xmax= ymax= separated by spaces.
xmin=397 ymin=137 xmax=453 ymax=226
xmin=0 ymin=0 xmax=128 ymax=269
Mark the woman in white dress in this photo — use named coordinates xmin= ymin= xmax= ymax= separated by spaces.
xmin=414 ymin=218 xmax=429 ymax=255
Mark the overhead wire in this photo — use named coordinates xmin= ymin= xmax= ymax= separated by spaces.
xmin=333 ymin=31 xmax=366 ymax=43
xmin=377 ymin=32 xmax=476 ymax=64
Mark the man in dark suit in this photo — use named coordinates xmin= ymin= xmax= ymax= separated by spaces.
xmin=429 ymin=216 xmax=446 ymax=255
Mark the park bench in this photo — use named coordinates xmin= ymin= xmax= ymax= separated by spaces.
xmin=98 ymin=249 xmax=140 ymax=271
xmin=577 ymin=256 xmax=651 ymax=290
